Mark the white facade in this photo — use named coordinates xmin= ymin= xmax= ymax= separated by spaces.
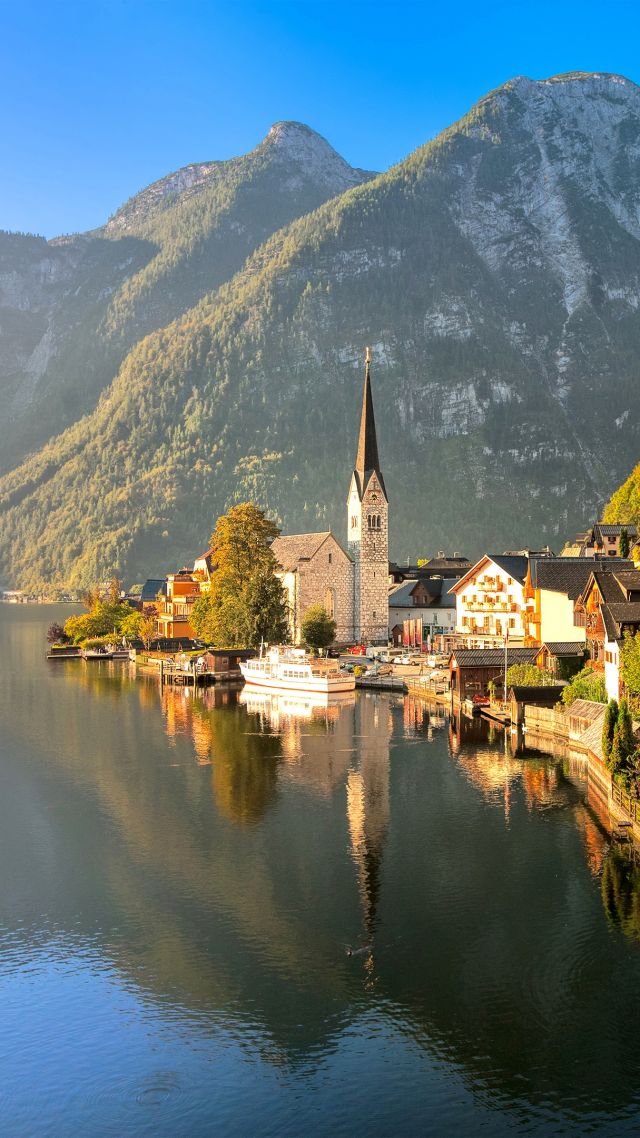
xmin=453 ymin=557 xmax=527 ymax=647
xmin=604 ymin=635 xmax=621 ymax=702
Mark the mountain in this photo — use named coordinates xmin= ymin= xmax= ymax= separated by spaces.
xmin=2 ymin=72 xmax=640 ymax=589
xmin=0 ymin=122 xmax=374 ymax=473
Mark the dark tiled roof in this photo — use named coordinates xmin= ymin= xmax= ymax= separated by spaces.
xmin=452 ymin=648 xmax=539 ymax=667
xmin=141 ymin=578 xmax=167 ymax=601
xmin=489 ymin=555 xmax=529 ymax=583
xmin=594 ymin=523 xmax=637 ymax=539
xmin=509 ymin=685 xmax=565 ymax=702
xmin=531 ymin=557 xmax=632 ymax=599
xmin=389 ymin=578 xmax=458 ymax=608
xmin=543 ymin=641 xmax=586 ymax=656
xmin=606 ymin=603 xmax=640 ymax=624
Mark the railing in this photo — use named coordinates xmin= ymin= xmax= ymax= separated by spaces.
xmin=611 ymin=782 xmax=640 ymax=827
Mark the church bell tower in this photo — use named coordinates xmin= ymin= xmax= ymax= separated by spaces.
xmin=347 ymin=348 xmax=389 ymax=644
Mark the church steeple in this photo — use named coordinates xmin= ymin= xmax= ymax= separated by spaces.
xmin=347 ymin=347 xmax=389 ymax=644
xmin=354 ymin=347 xmax=386 ymax=501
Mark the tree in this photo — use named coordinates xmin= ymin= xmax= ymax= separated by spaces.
xmin=561 ymin=665 xmax=607 ymax=707
xmin=63 ymin=598 xmax=135 ymax=644
xmin=301 ymin=605 xmax=337 ymax=652
xmin=608 ymin=699 xmax=636 ymax=788
xmin=602 ymin=699 xmax=618 ymax=761
xmin=190 ymin=503 xmax=287 ymax=648
xmin=505 ymin=663 xmax=556 ymax=687
xmin=620 ymin=527 xmax=630 ymax=559
xmin=120 ymin=608 xmax=157 ymax=649
xmin=47 ymin=622 xmax=70 ymax=645
xmin=621 ymin=631 xmax=640 ymax=715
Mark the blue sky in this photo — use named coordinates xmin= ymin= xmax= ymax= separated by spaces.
xmin=2 ymin=0 xmax=639 ymax=237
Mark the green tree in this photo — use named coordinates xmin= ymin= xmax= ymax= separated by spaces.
xmin=621 ymin=631 xmax=640 ymax=715
xmin=301 ymin=605 xmax=337 ymax=652
xmin=190 ymin=503 xmax=287 ymax=648
xmin=63 ymin=598 xmax=134 ymax=644
xmin=505 ymin=663 xmax=556 ymax=687
xmin=120 ymin=608 xmax=157 ymax=649
xmin=561 ymin=665 xmax=607 ymax=707
xmin=620 ymin=527 xmax=630 ymax=559
xmin=602 ymin=698 xmax=618 ymax=762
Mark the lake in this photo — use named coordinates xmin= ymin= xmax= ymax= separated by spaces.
xmin=1 ymin=604 xmax=640 ymax=1137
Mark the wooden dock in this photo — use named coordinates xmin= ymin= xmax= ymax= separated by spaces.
xmin=355 ymin=675 xmax=407 ymax=693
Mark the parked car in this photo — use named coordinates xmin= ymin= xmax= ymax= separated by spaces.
xmin=346 ymin=644 xmax=367 ymax=655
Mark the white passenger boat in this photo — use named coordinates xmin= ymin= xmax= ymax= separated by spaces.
xmin=239 ymin=647 xmax=355 ymax=694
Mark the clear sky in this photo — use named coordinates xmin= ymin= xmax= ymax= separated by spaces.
xmin=2 ymin=0 xmax=639 ymax=238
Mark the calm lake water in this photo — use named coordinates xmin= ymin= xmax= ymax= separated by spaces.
xmin=2 ymin=605 xmax=640 ymax=1137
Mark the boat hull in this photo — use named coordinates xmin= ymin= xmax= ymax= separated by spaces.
xmin=239 ymin=668 xmax=355 ymax=695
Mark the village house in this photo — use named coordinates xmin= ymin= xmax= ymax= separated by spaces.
xmin=522 ymin=556 xmax=632 ymax=669
xmin=155 ymin=569 xmax=202 ymax=641
xmin=449 ymin=646 xmax=540 ymax=700
xmin=388 ymin=575 xmax=458 ymax=648
xmin=450 ymin=555 xmax=531 ymax=648
xmin=564 ymin=521 xmax=638 ymax=558
xmin=574 ymin=567 xmax=640 ymax=700
xmin=273 ymin=350 xmax=390 ymax=646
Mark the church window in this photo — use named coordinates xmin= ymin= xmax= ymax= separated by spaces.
xmin=325 ymin=588 xmax=336 ymax=619
xmin=328 ymin=552 xmax=332 ymax=564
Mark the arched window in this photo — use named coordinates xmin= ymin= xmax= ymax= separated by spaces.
xmin=325 ymin=588 xmax=336 ymax=620
xmin=377 ymin=514 xmax=381 ymax=529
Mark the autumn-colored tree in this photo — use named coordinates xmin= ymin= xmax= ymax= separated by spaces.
xmin=191 ymin=503 xmax=287 ymax=648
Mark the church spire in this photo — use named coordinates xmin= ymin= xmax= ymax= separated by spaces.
xmin=354 ymin=347 xmax=386 ymax=499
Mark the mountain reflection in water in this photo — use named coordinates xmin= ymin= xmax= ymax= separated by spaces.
xmin=2 ymin=606 xmax=640 ymax=1137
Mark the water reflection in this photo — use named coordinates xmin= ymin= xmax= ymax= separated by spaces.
xmin=3 ymin=608 xmax=640 ymax=1135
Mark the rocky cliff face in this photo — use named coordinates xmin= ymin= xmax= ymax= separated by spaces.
xmin=1 ymin=74 xmax=640 ymax=587
xmin=0 ymin=124 xmax=374 ymax=474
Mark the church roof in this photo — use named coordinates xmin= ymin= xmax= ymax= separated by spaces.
xmin=271 ymin=531 xmax=351 ymax=572
xmin=353 ymin=353 xmax=386 ymax=500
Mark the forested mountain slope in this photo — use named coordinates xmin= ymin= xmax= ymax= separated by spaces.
xmin=0 ymin=123 xmax=373 ymax=474
xmin=2 ymin=72 xmax=640 ymax=588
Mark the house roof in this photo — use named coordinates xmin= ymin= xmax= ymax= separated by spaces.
xmin=141 ymin=578 xmax=167 ymax=601
xmin=542 ymin=641 xmax=586 ymax=657
xmin=568 ymin=699 xmax=606 ymax=722
xmin=509 ymin=685 xmax=565 ymax=703
xmin=487 ymin=555 xmax=529 ymax=583
xmin=594 ymin=522 xmax=637 ymax=539
xmin=450 ymin=553 xmax=529 ymax=593
xmin=271 ymin=532 xmax=351 ymax=572
xmin=451 ymin=648 xmax=539 ymax=668
xmin=388 ymin=577 xmax=458 ymax=608
xmin=531 ymin=557 xmax=632 ymax=599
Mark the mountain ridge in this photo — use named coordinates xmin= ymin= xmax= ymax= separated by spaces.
xmin=2 ymin=73 xmax=640 ymax=587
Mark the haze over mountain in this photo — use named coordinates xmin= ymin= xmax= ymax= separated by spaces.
xmin=1 ymin=72 xmax=640 ymax=589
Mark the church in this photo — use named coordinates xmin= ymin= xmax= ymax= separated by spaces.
xmin=272 ymin=349 xmax=390 ymax=645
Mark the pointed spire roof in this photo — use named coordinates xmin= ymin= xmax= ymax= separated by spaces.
xmin=353 ymin=348 xmax=386 ymax=499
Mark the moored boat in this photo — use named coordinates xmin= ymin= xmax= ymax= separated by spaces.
xmin=239 ymin=647 xmax=355 ymax=694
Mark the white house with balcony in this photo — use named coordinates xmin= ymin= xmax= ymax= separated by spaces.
xmin=450 ymin=555 xmax=529 ymax=648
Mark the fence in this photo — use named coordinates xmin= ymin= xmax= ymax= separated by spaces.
xmin=611 ymin=782 xmax=640 ymax=827
xmin=523 ymin=704 xmax=568 ymax=736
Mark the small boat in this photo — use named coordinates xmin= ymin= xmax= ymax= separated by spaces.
xmin=239 ymin=646 xmax=355 ymax=694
